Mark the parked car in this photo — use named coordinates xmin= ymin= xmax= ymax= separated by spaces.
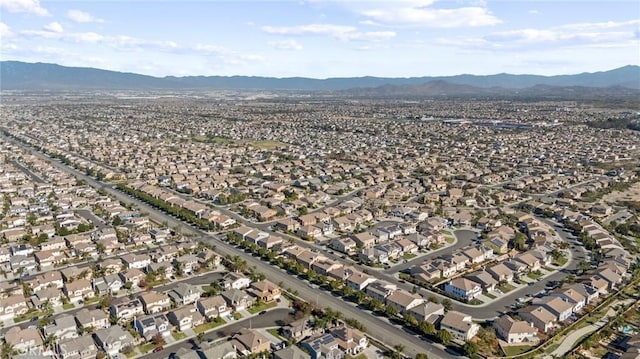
xmin=153 ymin=346 xmax=164 ymax=353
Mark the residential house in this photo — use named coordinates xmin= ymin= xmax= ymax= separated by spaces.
xmin=110 ymin=298 xmax=144 ymax=323
xmin=138 ymin=291 xmax=171 ymax=314
xmin=439 ymin=311 xmax=479 ymax=342
xmin=121 ymin=253 xmax=152 ymax=270
xmin=330 ymin=326 xmax=368 ymax=356
xmin=466 ymin=271 xmax=498 ymax=293
xmin=351 ymin=232 xmax=376 ymax=249
xmin=174 ymin=254 xmax=199 ymax=274
xmin=0 ymin=294 xmax=28 ymax=321
xmin=57 ymin=335 xmax=98 ymax=359
xmin=221 ymin=272 xmax=252 ymax=290
xmin=248 ymin=280 xmax=281 ymax=302
xmin=5 ymin=327 xmax=44 ymax=357
xmin=230 ymin=329 xmax=272 ymax=356
xmin=519 ymin=306 xmax=556 ymax=333
xmin=43 ymin=315 xmax=78 ymax=341
xmin=63 ymin=279 xmax=94 ymax=303
xmin=28 ymin=271 xmax=64 ymax=292
xmin=93 ymin=326 xmax=136 ymax=356
xmin=444 ymin=278 xmax=482 ymax=301
xmin=533 ymin=297 xmax=574 ymax=322
xmin=133 ymin=313 xmax=171 ymax=340
xmin=365 ymin=281 xmax=397 ymax=303
xmin=282 ymin=318 xmax=315 ymax=342
xmin=196 ymin=295 xmax=231 ymax=320
xmin=493 ymin=315 xmax=538 ymax=344
xmin=408 ymin=302 xmax=445 ymax=323
xmin=487 ymin=263 xmax=515 ymax=283
xmin=75 ymin=308 xmax=109 ymax=330
xmin=512 ymin=252 xmax=541 ymax=272
xmin=301 ymin=333 xmax=344 ymax=359
xmin=273 ymin=346 xmax=311 ymax=359
xmin=168 ymin=305 xmax=206 ymax=332
xmin=120 ymin=268 xmax=146 ymax=287
xmin=199 ymin=341 xmax=238 ymax=359
xmin=168 ymin=283 xmax=203 ymax=306
xmin=93 ymin=273 xmax=124 ymax=295
xmin=549 ymin=287 xmax=587 ymax=312
xmin=329 ymin=237 xmax=357 ymax=254
xmin=346 ymin=271 xmax=377 ymax=291
xmin=385 ymin=289 xmax=425 ymax=314
xmin=221 ymin=289 xmax=254 ymax=311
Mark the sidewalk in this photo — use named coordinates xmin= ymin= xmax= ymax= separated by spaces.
xmin=544 ymin=298 xmax=635 ymax=359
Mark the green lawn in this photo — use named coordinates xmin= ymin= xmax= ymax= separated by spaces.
xmin=267 ymin=328 xmax=285 ymax=340
xmin=63 ymin=303 xmax=75 ymax=310
xmin=194 ymin=319 xmax=226 ymax=334
xmin=403 ymin=252 xmax=417 ymax=260
xmin=485 ymin=292 xmax=497 ymax=299
xmin=138 ymin=343 xmax=155 ymax=353
xmin=554 ymin=256 xmax=568 ymax=266
xmin=233 ymin=312 xmax=243 ymax=320
xmin=248 ymin=301 xmax=278 ymax=314
xmin=502 ymin=345 xmax=532 ymax=356
xmin=527 ymin=271 xmax=543 ymax=280
xmin=497 ymin=283 xmax=517 ymax=293
xmin=172 ymin=332 xmax=187 ymax=341
xmin=445 ymin=236 xmax=455 ymax=244
xmin=502 ymin=345 xmax=531 ymax=356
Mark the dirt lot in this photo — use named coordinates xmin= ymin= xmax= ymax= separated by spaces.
xmin=602 ymin=182 xmax=640 ymax=204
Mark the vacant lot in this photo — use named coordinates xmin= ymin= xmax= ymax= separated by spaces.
xmin=603 ymin=182 xmax=640 ymax=204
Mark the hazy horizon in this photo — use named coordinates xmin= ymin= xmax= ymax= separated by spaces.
xmin=1 ymin=0 xmax=639 ymax=78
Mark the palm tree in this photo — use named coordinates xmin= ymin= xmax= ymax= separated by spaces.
xmin=43 ymin=334 xmax=57 ymax=350
xmin=1 ymin=342 xmax=17 ymax=359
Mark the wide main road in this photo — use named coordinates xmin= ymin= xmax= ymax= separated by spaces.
xmin=5 ymin=135 xmax=457 ymax=359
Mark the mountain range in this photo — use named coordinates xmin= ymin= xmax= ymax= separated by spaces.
xmin=1 ymin=61 xmax=639 ymax=96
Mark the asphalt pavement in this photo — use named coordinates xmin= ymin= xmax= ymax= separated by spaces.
xmin=140 ymin=308 xmax=294 ymax=359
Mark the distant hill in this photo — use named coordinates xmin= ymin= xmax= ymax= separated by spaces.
xmin=1 ymin=60 xmax=639 ymax=91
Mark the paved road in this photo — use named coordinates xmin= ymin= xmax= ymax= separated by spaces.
xmin=76 ymin=209 xmax=110 ymax=230
xmin=141 ymin=308 xmax=294 ymax=359
xmin=11 ymin=160 xmax=46 ymax=183
xmin=389 ymin=229 xmax=477 ymax=274
xmin=6 ymin=136 xmax=456 ymax=359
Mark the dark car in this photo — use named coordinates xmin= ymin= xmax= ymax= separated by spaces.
xmin=259 ymin=310 xmax=268 ymax=315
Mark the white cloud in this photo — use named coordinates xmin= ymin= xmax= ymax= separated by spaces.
xmin=268 ymin=39 xmax=303 ymax=51
xmin=437 ymin=20 xmax=640 ymax=51
xmin=362 ymin=5 xmax=501 ymax=28
xmin=0 ymin=22 xmax=12 ymax=37
xmin=528 ymin=10 xmax=540 ymax=15
xmin=67 ymin=9 xmax=104 ymax=23
xmin=193 ymin=43 xmax=264 ymax=65
xmin=43 ymin=22 xmax=64 ymax=33
xmin=0 ymin=0 xmax=49 ymax=16
xmin=262 ymin=23 xmax=395 ymax=42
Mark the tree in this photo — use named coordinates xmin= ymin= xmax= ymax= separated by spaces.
xmin=578 ymin=261 xmax=590 ymax=274
xmin=513 ymin=233 xmax=527 ymax=251
xmin=419 ymin=321 xmax=436 ymax=336
xmin=1 ymin=342 xmax=17 ymax=359
xmin=437 ymin=329 xmax=452 ymax=345
xmin=392 ymin=344 xmax=405 ymax=359
xmin=463 ymin=342 xmax=479 ymax=357
xmin=415 ymin=354 xmax=429 ymax=359
xmin=442 ymin=298 xmax=453 ymax=312
xmin=385 ymin=305 xmax=398 ymax=318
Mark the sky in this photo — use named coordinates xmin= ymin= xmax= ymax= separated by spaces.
xmin=1 ymin=0 xmax=639 ymax=78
